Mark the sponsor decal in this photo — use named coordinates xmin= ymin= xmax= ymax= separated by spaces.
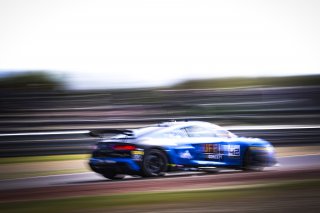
xmin=204 ymin=144 xmax=223 ymax=160
xmin=131 ymin=150 xmax=144 ymax=155
xmin=131 ymin=150 xmax=144 ymax=161
xmin=204 ymin=144 xmax=219 ymax=153
xmin=207 ymin=154 xmax=223 ymax=160
xmin=180 ymin=150 xmax=193 ymax=159
xmin=204 ymin=144 xmax=241 ymax=159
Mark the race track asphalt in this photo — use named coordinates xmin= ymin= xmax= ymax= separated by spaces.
xmin=0 ymin=154 xmax=319 ymax=202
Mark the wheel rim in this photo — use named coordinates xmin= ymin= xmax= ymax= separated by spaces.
xmin=146 ymin=153 xmax=164 ymax=174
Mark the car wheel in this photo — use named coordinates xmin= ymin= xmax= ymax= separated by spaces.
xmin=142 ymin=149 xmax=168 ymax=177
xmin=242 ymin=148 xmax=264 ymax=172
xmin=102 ymin=172 xmax=125 ymax=180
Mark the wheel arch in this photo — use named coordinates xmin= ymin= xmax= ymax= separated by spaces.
xmin=241 ymin=144 xmax=251 ymax=167
xmin=145 ymin=146 xmax=172 ymax=164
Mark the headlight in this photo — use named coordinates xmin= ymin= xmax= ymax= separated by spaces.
xmin=250 ymin=145 xmax=274 ymax=153
xmin=265 ymin=145 xmax=274 ymax=153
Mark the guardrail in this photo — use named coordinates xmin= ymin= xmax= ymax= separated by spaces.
xmin=0 ymin=125 xmax=319 ymax=157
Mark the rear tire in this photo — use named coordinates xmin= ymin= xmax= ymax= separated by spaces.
xmin=142 ymin=149 xmax=168 ymax=177
xmin=242 ymin=148 xmax=264 ymax=172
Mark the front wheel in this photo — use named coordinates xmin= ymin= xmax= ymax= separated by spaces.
xmin=242 ymin=148 xmax=264 ymax=172
xmin=142 ymin=149 xmax=168 ymax=177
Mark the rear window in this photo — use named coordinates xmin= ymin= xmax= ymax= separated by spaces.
xmin=112 ymin=126 xmax=162 ymax=139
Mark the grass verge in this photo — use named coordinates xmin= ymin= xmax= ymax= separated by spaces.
xmin=1 ymin=179 xmax=319 ymax=213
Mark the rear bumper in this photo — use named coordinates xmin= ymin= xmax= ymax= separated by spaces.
xmin=89 ymin=158 xmax=141 ymax=175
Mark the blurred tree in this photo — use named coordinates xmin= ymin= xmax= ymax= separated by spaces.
xmin=0 ymin=71 xmax=64 ymax=91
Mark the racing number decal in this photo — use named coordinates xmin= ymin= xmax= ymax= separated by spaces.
xmin=223 ymin=145 xmax=240 ymax=158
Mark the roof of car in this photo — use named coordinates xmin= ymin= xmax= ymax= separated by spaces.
xmin=156 ymin=120 xmax=221 ymax=129
xmin=106 ymin=121 xmax=234 ymax=139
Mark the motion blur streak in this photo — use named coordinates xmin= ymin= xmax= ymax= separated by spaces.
xmin=1 ymin=83 xmax=320 ymax=156
xmin=1 ymin=85 xmax=319 ymax=134
xmin=0 ymin=126 xmax=319 ymax=157
xmin=0 ymin=75 xmax=320 ymax=212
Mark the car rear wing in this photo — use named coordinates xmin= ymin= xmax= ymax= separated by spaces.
xmin=89 ymin=129 xmax=134 ymax=137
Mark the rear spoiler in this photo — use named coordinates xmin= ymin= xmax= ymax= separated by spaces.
xmin=89 ymin=129 xmax=134 ymax=137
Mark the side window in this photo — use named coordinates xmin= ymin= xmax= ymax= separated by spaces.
xmin=152 ymin=128 xmax=188 ymax=139
xmin=185 ymin=126 xmax=216 ymax=137
xmin=164 ymin=128 xmax=188 ymax=138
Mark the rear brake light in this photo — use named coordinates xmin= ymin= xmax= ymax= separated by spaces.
xmin=113 ymin=145 xmax=136 ymax=151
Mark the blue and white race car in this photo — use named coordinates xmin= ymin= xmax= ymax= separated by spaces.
xmin=89 ymin=121 xmax=277 ymax=179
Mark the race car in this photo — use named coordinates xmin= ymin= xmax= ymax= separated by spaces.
xmin=88 ymin=121 xmax=277 ymax=179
